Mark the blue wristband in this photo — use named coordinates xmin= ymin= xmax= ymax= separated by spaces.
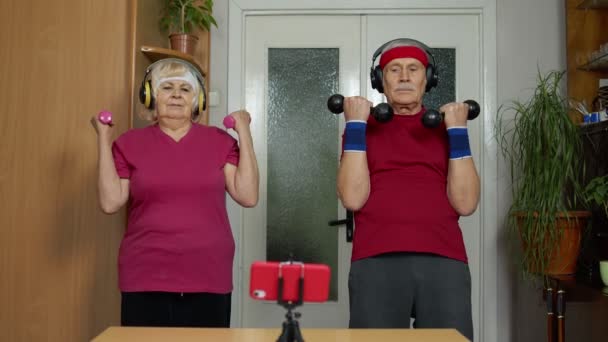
xmin=344 ymin=121 xmax=367 ymax=152
xmin=447 ymin=127 xmax=472 ymax=160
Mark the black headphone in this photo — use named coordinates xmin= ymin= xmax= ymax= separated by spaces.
xmin=138 ymin=58 xmax=207 ymax=119
xmin=370 ymin=38 xmax=439 ymax=94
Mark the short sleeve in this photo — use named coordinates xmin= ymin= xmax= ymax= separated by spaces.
xmin=225 ymin=138 xmax=240 ymax=166
xmin=112 ymin=140 xmax=131 ymax=179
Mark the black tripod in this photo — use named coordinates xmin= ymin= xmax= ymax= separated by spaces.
xmin=276 ymin=262 xmax=305 ymax=342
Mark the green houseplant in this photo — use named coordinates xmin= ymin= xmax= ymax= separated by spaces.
xmin=159 ymin=0 xmax=218 ymax=55
xmin=582 ymin=175 xmax=608 ymax=218
xmin=495 ymin=69 xmax=592 ymax=277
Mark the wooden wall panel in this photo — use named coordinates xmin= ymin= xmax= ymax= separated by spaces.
xmin=133 ymin=0 xmax=165 ymax=128
xmin=0 ymin=0 xmax=133 ymax=341
xmin=192 ymin=27 xmax=212 ymax=126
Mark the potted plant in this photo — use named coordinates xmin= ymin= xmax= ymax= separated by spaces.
xmin=495 ymin=69 xmax=592 ymax=277
xmin=582 ymin=175 xmax=608 ymax=218
xmin=159 ymin=0 xmax=218 ymax=55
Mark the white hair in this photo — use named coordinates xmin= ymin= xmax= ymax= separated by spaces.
xmin=150 ymin=60 xmax=201 ymax=113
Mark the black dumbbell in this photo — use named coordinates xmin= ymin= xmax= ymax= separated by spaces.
xmin=327 ymin=94 xmax=394 ymax=123
xmin=421 ymin=100 xmax=480 ymax=128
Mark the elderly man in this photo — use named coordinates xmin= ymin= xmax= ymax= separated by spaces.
xmin=337 ymin=38 xmax=479 ymax=341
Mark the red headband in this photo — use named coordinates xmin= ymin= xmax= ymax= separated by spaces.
xmin=379 ymin=46 xmax=429 ymax=70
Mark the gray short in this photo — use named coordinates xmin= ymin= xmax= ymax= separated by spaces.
xmin=348 ymin=252 xmax=473 ymax=341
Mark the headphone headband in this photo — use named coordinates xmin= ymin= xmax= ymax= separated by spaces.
xmin=142 ymin=58 xmax=205 ymax=91
xmin=371 ymin=38 xmax=436 ymax=70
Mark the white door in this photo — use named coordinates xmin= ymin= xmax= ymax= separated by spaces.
xmin=241 ymin=15 xmax=360 ymax=328
xmin=241 ymin=13 xmax=482 ymax=338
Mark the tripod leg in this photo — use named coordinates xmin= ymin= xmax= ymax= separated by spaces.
xmin=276 ymin=321 xmax=290 ymax=342
xmin=293 ymin=320 xmax=305 ymax=342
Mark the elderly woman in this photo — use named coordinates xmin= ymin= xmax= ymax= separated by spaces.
xmin=90 ymin=58 xmax=259 ymax=328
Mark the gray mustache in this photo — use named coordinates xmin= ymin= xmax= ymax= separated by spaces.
xmin=395 ymin=85 xmax=416 ymax=91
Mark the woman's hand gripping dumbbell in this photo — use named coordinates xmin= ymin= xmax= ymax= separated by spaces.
xmin=90 ymin=110 xmax=113 ymax=141
xmin=421 ymin=100 xmax=480 ymax=128
xmin=223 ymin=110 xmax=252 ymax=130
xmin=327 ymin=94 xmax=394 ymax=123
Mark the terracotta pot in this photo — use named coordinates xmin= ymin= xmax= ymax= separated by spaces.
xmin=169 ymin=33 xmax=199 ymax=56
xmin=516 ymin=211 xmax=591 ymax=275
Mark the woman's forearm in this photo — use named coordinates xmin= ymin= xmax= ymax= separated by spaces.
xmin=97 ymin=137 xmax=127 ymax=213
xmin=232 ymin=128 xmax=259 ymax=207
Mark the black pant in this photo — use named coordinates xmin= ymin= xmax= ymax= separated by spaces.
xmin=121 ymin=292 xmax=231 ymax=327
xmin=348 ymin=253 xmax=473 ymax=341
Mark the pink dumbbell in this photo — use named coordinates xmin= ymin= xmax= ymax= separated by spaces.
xmin=98 ymin=110 xmax=113 ymax=126
xmin=223 ymin=114 xmax=251 ymax=129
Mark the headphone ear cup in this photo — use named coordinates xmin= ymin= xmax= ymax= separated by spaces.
xmin=200 ymin=91 xmax=206 ymax=112
xmin=370 ymin=66 xmax=384 ymax=94
xmin=139 ymin=81 xmax=154 ymax=109
xmin=425 ymin=64 xmax=438 ymax=92
xmin=148 ymin=81 xmax=155 ymax=109
xmin=191 ymin=90 xmax=205 ymax=121
xmin=138 ymin=81 xmax=146 ymax=105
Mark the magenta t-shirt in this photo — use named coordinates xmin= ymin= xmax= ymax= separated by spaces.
xmin=112 ymin=123 xmax=239 ymax=293
xmin=344 ymin=109 xmax=468 ymax=264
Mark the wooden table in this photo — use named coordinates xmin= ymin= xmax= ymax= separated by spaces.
xmin=92 ymin=327 xmax=469 ymax=342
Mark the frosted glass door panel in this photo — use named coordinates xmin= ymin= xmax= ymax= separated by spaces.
xmin=266 ymin=48 xmax=339 ymax=300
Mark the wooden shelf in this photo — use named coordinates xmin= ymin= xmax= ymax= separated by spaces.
xmin=567 ymin=0 xmax=608 ymax=124
xmin=140 ymin=45 xmax=207 ymax=77
xmin=580 ymin=118 xmax=608 ymax=134
xmin=578 ymin=49 xmax=608 ymax=71
xmin=577 ymin=0 xmax=608 ymax=9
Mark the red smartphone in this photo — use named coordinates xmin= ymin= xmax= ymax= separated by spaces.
xmin=249 ymin=261 xmax=331 ymax=303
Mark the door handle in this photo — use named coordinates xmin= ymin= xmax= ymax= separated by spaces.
xmin=328 ymin=210 xmax=354 ymax=242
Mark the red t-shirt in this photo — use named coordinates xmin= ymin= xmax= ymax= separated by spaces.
xmin=112 ymin=123 xmax=239 ymax=293
xmin=345 ymin=110 xmax=468 ymax=263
